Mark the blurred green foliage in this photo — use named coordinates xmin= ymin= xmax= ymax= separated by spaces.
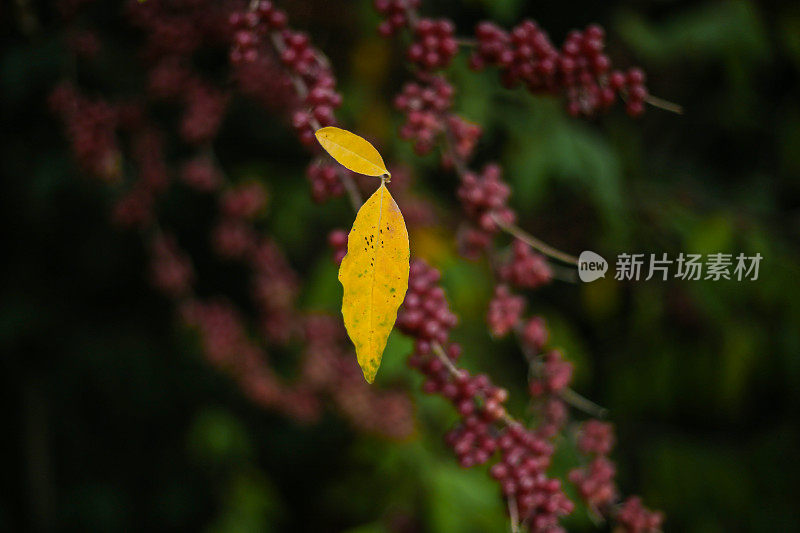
xmin=2 ymin=0 xmax=799 ymax=531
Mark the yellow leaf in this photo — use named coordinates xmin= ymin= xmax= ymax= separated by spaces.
xmin=339 ymin=182 xmax=409 ymax=382
xmin=315 ymin=126 xmax=389 ymax=178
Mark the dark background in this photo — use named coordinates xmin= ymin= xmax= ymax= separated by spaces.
xmin=2 ymin=0 xmax=799 ymax=531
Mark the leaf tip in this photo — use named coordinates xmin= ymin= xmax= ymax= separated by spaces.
xmin=361 ymin=365 xmax=377 ymax=384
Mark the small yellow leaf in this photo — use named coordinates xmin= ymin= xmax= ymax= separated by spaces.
xmin=339 ymin=182 xmax=409 ymax=383
xmin=315 ymin=126 xmax=389 ymax=178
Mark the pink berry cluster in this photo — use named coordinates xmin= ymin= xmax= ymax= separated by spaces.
xmin=489 ymin=423 xmax=574 ymax=532
xmin=537 ymin=397 xmax=568 ymax=439
xmin=301 ymin=314 xmax=415 ymax=438
xmin=568 ymin=420 xmax=663 ymax=531
xmin=496 ymin=306 xmax=568 ymax=438
xmin=131 ymin=127 xmax=169 ymax=193
xmin=180 ymin=82 xmax=229 ymax=144
xmin=407 ymin=18 xmax=458 ymax=70
xmin=442 ymin=115 xmax=482 ymax=168
xmin=212 ymin=181 xmax=267 ymax=259
xmin=229 ymin=2 xmax=287 ymax=64
xmin=147 ymin=57 xmax=192 ymax=100
xmin=221 ymin=182 xmax=267 ymax=219
xmin=578 ymin=419 xmax=615 ymax=456
xmin=569 ymin=455 xmax=618 ymax=508
xmin=233 ymin=1 xmax=352 ymax=204
xmin=212 ymin=217 xmax=257 ymax=260
xmin=125 ymin=0 xmax=213 ymax=59
xmin=51 ymin=0 xmax=415 ymax=440
xmin=470 ymin=20 xmax=649 ymax=116
xmin=487 ymin=285 xmax=525 ymax=337
xmin=248 ymin=238 xmax=301 ymax=345
xmin=393 ymin=74 xmax=485 ymax=171
xmin=182 ymin=235 xmax=411 ymax=433
xmin=111 ymin=125 xmax=172 ymax=229
xmin=457 ymin=163 xmax=516 ymax=235
xmin=457 ymin=225 xmax=493 ymax=260
xmin=328 ymin=229 xmax=349 ymax=265
xmin=150 ymin=233 xmax=194 ymax=298
xmin=617 ymin=496 xmax=665 ymax=533
xmin=233 ymin=54 xmax=295 ymax=112
xmin=397 ymin=260 xmax=459 ymax=353
xmin=181 ymin=299 xmax=319 ymax=421
xmin=444 ymin=389 xmax=505 ymax=467
xmin=307 ymin=161 xmax=345 ymax=203
xmin=180 ymin=155 xmax=222 ymax=192
xmin=301 ymin=81 xmax=343 ymax=127
xmin=229 ymin=1 xmax=342 ymax=147
xmin=48 ymin=82 xmax=120 ymax=181
xmin=399 ymin=260 xmax=574 ymax=532
xmin=146 ymin=64 xmax=230 ymax=147
xmin=521 ymin=316 xmax=549 ymax=352
xmin=501 ymin=240 xmax=553 ymax=288
xmin=51 ymin=0 xmax=668 ymax=528
xmin=48 ymin=83 xmax=176 ymax=230
xmin=129 ymin=0 xmax=232 ymax=144
xmin=611 ymin=68 xmax=648 ymax=117
xmin=285 ymin=37 xmax=340 ymax=141
xmin=394 ymin=75 xmax=454 ymax=155
xmin=529 ymin=350 xmax=574 ymax=397
xmin=379 ymin=2 xmax=665 ymax=528
xmin=374 ymin=0 xmax=421 ymax=36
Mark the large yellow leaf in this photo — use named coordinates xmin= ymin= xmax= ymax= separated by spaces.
xmin=339 ymin=182 xmax=409 ymax=383
xmin=314 ymin=126 xmax=389 ymax=178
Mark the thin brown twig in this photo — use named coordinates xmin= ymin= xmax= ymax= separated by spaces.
xmin=508 ymin=496 xmax=520 ymax=533
xmin=431 ymin=341 xmax=462 ymax=377
xmin=547 ymin=262 xmax=578 ymax=283
xmin=266 ymin=31 xmax=364 ymax=211
xmin=490 ymin=214 xmax=579 ymax=266
xmin=401 ymin=0 xmax=420 ymax=29
xmin=431 ymin=341 xmax=516 ymax=426
xmin=560 ymin=387 xmax=608 ymax=419
xmin=439 ymin=127 xmax=580 ymax=267
xmin=513 ymin=326 xmax=606 ymax=418
xmin=644 ymin=94 xmax=683 ymax=115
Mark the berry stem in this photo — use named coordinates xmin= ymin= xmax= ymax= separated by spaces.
xmin=489 ymin=213 xmax=579 ymax=266
xmin=560 ymin=387 xmax=608 ymax=419
xmin=431 ymin=341 xmax=516 ymax=426
xmin=644 ymin=94 xmax=683 ymax=115
xmin=431 ymin=340 xmax=462 ymax=376
xmin=508 ymin=496 xmax=520 ymax=533
xmin=455 ymin=37 xmax=477 ymax=47
xmin=515 ymin=325 xmax=605 ymax=417
xmin=400 ymin=0 xmax=420 ymax=29
xmin=440 ymin=125 xmax=580 ymax=267
xmin=265 ymin=22 xmax=364 ymax=211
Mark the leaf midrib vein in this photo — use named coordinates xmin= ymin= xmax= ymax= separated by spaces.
xmin=367 ymin=184 xmax=385 ymax=361
xmin=327 ymin=139 xmax=384 ymax=176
